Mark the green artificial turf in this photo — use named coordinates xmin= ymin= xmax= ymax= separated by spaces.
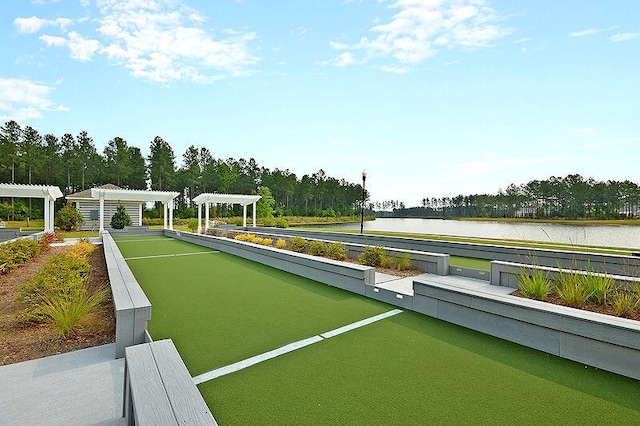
xmin=118 ymin=237 xmax=390 ymax=376
xmin=449 ymin=255 xmax=491 ymax=270
xmin=114 ymin=236 xmax=215 ymax=258
xmin=199 ymin=311 xmax=640 ymax=425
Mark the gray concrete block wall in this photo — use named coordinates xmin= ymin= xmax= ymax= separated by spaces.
xmin=228 ymin=229 xmax=450 ymax=276
xmin=251 ymin=227 xmax=640 ymax=276
xmin=412 ymin=278 xmax=640 ymax=380
xmin=102 ymin=231 xmax=152 ymax=358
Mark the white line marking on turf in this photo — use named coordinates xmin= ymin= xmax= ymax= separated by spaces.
xmin=192 ymin=336 xmax=323 ymax=385
xmin=125 ymin=251 xmax=219 ymax=260
xmin=115 ymin=239 xmax=169 ymax=243
xmin=319 ymin=309 xmax=403 ymax=338
xmin=192 ymin=308 xmax=403 ymax=385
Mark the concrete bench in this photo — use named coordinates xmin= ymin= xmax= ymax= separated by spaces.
xmin=124 ymin=339 xmax=217 ymax=425
xmin=102 ymin=231 xmax=152 ymax=358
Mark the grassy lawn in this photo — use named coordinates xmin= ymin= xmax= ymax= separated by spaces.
xmin=115 ymin=236 xmax=640 ymax=425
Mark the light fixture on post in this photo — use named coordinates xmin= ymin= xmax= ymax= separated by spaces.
xmin=360 ymin=169 xmax=367 ymax=234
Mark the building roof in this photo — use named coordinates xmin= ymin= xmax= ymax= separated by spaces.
xmin=193 ymin=193 xmax=261 ymax=206
xmin=67 ymin=184 xmax=122 ymax=199
xmin=0 ymin=183 xmax=63 ymax=200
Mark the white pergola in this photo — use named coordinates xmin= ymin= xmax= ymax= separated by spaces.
xmin=193 ymin=193 xmax=261 ymax=233
xmin=90 ymin=188 xmax=180 ymax=232
xmin=0 ymin=183 xmax=63 ymax=232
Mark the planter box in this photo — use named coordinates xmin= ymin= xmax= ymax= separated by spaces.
xmin=412 ymin=278 xmax=640 ymax=380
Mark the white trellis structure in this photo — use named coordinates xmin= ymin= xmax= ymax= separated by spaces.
xmin=0 ymin=184 xmax=63 ymax=232
xmin=90 ymin=188 xmax=180 ymax=232
xmin=193 ymin=193 xmax=261 ymax=233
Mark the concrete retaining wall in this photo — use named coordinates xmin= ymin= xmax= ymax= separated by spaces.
xmin=412 ymin=278 xmax=640 ymax=380
xmin=226 ymin=229 xmax=450 ymax=276
xmin=102 ymin=231 xmax=152 ymax=358
xmin=250 ymin=227 xmax=640 ymax=276
xmin=166 ymin=230 xmax=375 ymax=296
xmin=490 ymin=260 xmax=640 ymax=289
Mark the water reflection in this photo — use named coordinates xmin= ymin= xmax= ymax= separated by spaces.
xmin=315 ymin=218 xmax=640 ymax=250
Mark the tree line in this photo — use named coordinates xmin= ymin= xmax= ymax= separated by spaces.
xmin=380 ymin=174 xmax=640 ymax=220
xmin=0 ymin=120 xmax=366 ymax=220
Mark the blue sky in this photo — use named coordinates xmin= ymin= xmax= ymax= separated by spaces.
xmin=2 ymin=0 xmax=639 ymax=207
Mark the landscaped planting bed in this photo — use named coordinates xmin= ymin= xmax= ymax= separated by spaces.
xmin=0 ymin=237 xmax=115 ymax=365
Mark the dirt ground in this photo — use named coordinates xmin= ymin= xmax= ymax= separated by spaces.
xmin=0 ymin=245 xmax=115 ymax=366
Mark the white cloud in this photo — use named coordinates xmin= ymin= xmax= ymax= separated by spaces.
xmin=39 ymin=34 xmax=67 ymax=47
xmin=513 ymin=37 xmax=532 ymax=44
xmin=67 ymin=32 xmax=101 ymax=61
xmin=610 ymin=32 xmax=640 ymax=42
xmin=334 ymin=52 xmax=356 ymax=67
xmin=14 ymin=16 xmax=72 ymax=34
xmin=569 ymin=28 xmax=602 ymax=37
xmin=0 ymin=77 xmax=67 ymax=121
xmin=92 ymin=0 xmax=259 ymax=83
xmin=328 ymin=0 xmax=510 ymax=68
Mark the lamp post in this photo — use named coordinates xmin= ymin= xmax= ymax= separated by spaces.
xmin=360 ymin=169 xmax=367 ymax=234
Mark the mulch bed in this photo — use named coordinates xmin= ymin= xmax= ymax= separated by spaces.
xmin=0 ymin=244 xmax=115 ymax=366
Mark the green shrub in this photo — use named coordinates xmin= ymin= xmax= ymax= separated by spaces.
xmin=396 ymin=253 xmax=413 ymax=271
xmin=0 ymin=238 xmax=42 ymax=274
xmin=274 ymin=217 xmax=289 ymax=228
xmin=288 ymin=236 xmax=309 ymax=253
xmin=517 ymin=269 xmax=551 ymax=301
xmin=581 ymin=273 xmax=614 ymax=304
xmin=55 ymin=202 xmax=84 ymax=231
xmin=187 ymin=218 xmax=199 ymax=232
xmin=554 ymin=269 xmax=590 ymax=308
xmin=359 ymin=246 xmax=384 ymax=267
xmin=610 ymin=290 xmax=640 ymax=318
xmin=110 ymin=204 xmax=132 ymax=229
xmin=308 ymin=241 xmax=327 ymax=256
xmin=326 ymin=242 xmax=347 ymax=260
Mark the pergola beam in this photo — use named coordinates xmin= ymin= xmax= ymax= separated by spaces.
xmin=193 ymin=193 xmax=261 ymax=233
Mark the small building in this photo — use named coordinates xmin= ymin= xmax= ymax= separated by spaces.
xmin=66 ymin=184 xmax=144 ymax=230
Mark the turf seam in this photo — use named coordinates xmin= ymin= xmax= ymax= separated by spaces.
xmin=192 ymin=309 xmax=403 ymax=385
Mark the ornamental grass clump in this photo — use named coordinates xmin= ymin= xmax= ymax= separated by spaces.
xmin=17 ymin=241 xmax=108 ymax=338
xmin=517 ymin=269 xmax=552 ymax=301
xmin=380 ymin=253 xmax=397 ymax=269
xmin=275 ymin=239 xmax=287 ymax=249
xmin=581 ymin=272 xmax=614 ymax=304
xmin=555 ymin=269 xmax=590 ymax=308
xmin=396 ymin=253 xmax=413 ymax=271
xmin=610 ymin=290 xmax=640 ymax=318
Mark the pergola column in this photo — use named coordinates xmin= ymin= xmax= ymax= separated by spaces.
xmin=243 ymin=204 xmax=247 ymax=228
xmin=169 ymin=201 xmax=174 ymax=230
xmin=205 ymin=202 xmax=210 ymax=233
xmin=197 ymin=203 xmax=202 ymax=234
xmin=252 ymin=201 xmax=257 ymax=227
xmin=138 ymin=203 xmax=143 ymax=226
xmin=99 ymin=193 xmax=105 ymax=232
xmin=43 ymin=197 xmax=50 ymax=232
xmin=163 ymin=202 xmax=168 ymax=229
xmin=50 ymin=198 xmax=55 ymax=231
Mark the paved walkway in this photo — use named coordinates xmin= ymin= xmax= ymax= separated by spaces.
xmin=0 ymin=343 xmax=125 ymax=426
xmin=375 ymin=272 xmax=515 ymax=297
